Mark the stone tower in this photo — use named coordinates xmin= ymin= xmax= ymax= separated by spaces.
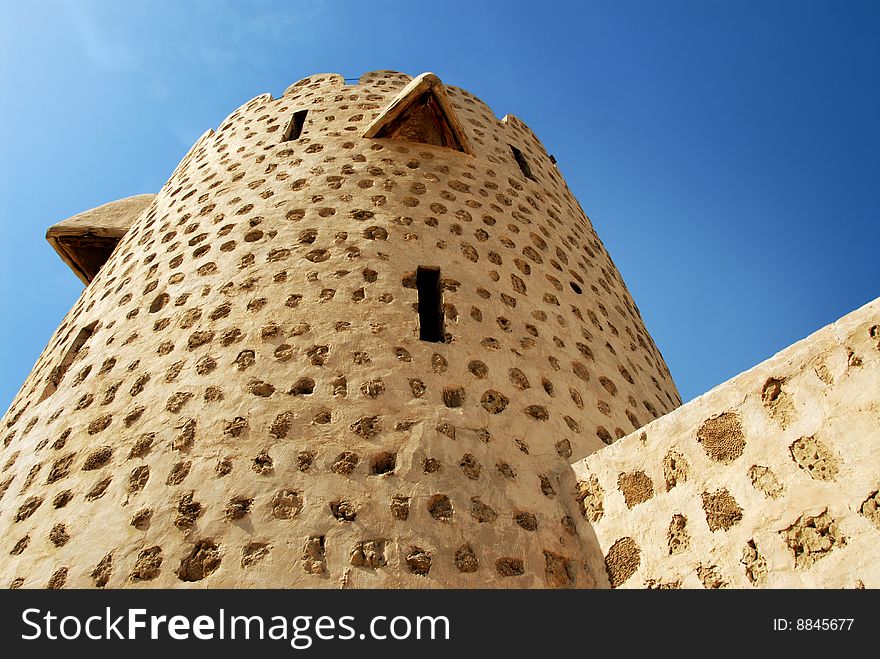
xmin=0 ymin=71 xmax=680 ymax=589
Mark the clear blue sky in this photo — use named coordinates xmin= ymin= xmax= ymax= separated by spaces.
xmin=1 ymin=0 xmax=877 ymax=409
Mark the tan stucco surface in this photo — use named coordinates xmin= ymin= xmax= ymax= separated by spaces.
xmin=572 ymin=297 xmax=880 ymax=588
xmin=0 ymin=71 xmax=679 ymax=589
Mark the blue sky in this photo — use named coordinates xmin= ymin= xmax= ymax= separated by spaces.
xmin=0 ymin=0 xmax=877 ymax=409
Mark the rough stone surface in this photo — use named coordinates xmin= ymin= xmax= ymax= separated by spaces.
xmin=0 ymin=70 xmax=679 ymax=589
xmin=573 ymin=298 xmax=880 ymax=588
xmin=6 ymin=67 xmax=873 ymax=590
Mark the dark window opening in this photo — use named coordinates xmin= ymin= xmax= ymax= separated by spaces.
xmin=510 ymin=145 xmax=536 ymax=181
xmin=38 ymin=321 xmax=97 ymax=402
xmin=569 ymin=281 xmax=583 ymax=294
xmin=416 ymin=266 xmax=444 ymax=342
xmin=282 ymin=110 xmax=308 ymax=141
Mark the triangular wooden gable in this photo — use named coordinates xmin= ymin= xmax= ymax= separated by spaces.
xmin=362 ymin=73 xmax=474 ymax=155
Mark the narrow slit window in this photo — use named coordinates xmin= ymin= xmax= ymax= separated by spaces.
xmin=282 ymin=110 xmax=308 ymax=142
xmin=416 ymin=266 xmax=444 ymax=342
xmin=510 ymin=145 xmax=536 ymax=181
xmin=38 ymin=321 xmax=97 ymax=402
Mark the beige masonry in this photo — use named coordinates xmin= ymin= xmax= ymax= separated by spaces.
xmin=4 ymin=69 xmax=873 ymax=590
xmin=0 ymin=71 xmax=679 ymax=589
xmin=573 ymin=297 xmax=880 ymax=588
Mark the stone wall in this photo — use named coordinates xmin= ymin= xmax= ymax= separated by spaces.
xmin=572 ymin=298 xmax=880 ymax=588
